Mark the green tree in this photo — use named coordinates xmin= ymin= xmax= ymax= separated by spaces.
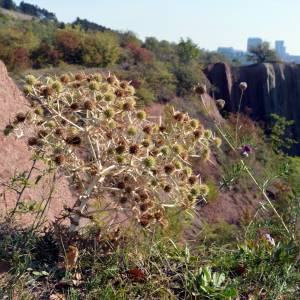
xmin=269 ymin=113 xmax=296 ymax=154
xmin=81 ymin=31 xmax=120 ymax=67
xmin=177 ymin=38 xmax=201 ymax=63
xmin=0 ymin=0 xmax=16 ymax=10
xmin=247 ymin=42 xmax=279 ymax=63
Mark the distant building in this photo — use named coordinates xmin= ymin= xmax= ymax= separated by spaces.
xmin=217 ymin=47 xmax=248 ymax=64
xmin=275 ymin=41 xmax=287 ymax=59
xmin=247 ymin=37 xmax=262 ymax=51
xmin=216 ymin=38 xmax=300 ymax=65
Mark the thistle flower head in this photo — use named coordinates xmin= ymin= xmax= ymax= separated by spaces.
xmin=52 ymin=81 xmax=63 ymax=93
xmin=136 ymin=110 xmax=147 ymax=120
xmin=25 ymin=74 xmax=37 ymax=85
xmin=239 ymin=82 xmax=248 ymax=91
xmin=143 ymin=157 xmax=156 ymax=168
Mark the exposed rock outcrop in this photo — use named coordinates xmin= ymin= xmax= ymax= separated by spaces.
xmin=205 ymin=62 xmax=300 ymax=154
xmin=0 ymin=60 xmax=74 ymax=221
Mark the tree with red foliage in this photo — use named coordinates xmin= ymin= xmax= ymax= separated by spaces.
xmin=10 ymin=48 xmax=31 ymax=70
xmin=54 ymin=29 xmax=82 ymax=64
xmin=31 ymin=42 xmax=62 ymax=68
xmin=126 ymin=42 xmax=153 ymax=64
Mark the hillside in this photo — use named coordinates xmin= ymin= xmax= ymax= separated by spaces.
xmin=0 ymin=2 xmax=299 ymax=299
xmin=0 ymin=7 xmax=33 ymax=20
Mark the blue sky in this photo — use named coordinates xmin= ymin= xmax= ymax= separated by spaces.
xmin=15 ymin=0 xmax=300 ymax=54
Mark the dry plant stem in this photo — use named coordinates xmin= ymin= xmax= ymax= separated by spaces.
xmin=205 ymin=98 xmax=292 ymax=237
xmin=241 ymin=160 xmax=292 ymax=237
xmin=217 ymin=123 xmax=292 ymax=237
xmin=69 ymin=165 xmax=117 ymax=231
xmin=10 ymin=159 xmax=37 ymax=217
xmin=31 ymin=172 xmax=57 ymax=231
xmin=235 ymin=90 xmax=244 ymax=146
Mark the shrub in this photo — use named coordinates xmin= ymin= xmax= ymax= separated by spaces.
xmin=9 ymin=72 xmax=216 ymax=232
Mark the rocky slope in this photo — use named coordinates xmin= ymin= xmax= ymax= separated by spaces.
xmin=0 ymin=60 xmax=74 ymax=221
xmin=205 ymin=62 xmax=300 ymax=154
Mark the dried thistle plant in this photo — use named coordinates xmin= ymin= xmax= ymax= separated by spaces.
xmin=8 ymin=72 xmax=218 ymax=232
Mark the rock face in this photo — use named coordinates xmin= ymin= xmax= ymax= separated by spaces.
xmin=0 ymin=60 xmax=74 ymax=221
xmin=205 ymin=62 xmax=300 ymax=154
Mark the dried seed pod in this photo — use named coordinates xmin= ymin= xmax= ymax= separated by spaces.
xmin=129 ymin=144 xmax=139 ymax=155
xmin=28 ymin=137 xmax=38 ymax=146
xmin=54 ymin=154 xmax=66 ymax=165
xmin=15 ymin=112 xmax=26 ymax=123
xmin=66 ymin=135 xmax=82 ymax=146
xmin=239 ymin=82 xmax=248 ymax=91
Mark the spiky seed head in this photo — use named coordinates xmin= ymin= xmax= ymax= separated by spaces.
xmin=143 ymin=157 xmax=156 ymax=168
xmin=52 ymin=81 xmax=63 ymax=93
xmin=66 ymin=135 xmax=82 ymax=146
xmin=138 ymin=191 xmax=149 ymax=201
xmin=141 ymin=139 xmax=151 ymax=148
xmin=94 ymin=74 xmax=102 ymax=82
xmin=159 ymin=125 xmax=166 ymax=132
xmin=213 ymin=137 xmax=222 ymax=148
xmin=143 ymin=125 xmax=153 ymax=135
xmin=164 ymin=185 xmax=172 ymax=193
xmin=25 ymin=75 xmax=37 ymax=85
xmin=23 ymin=85 xmax=33 ymax=95
xmin=164 ymin=164 xmax=175 ymax=174
xmin=55 ymin=128 xmax=64 ymax=136
xmin=34 ymin=106 xmax=44 ymax=116
xmin=125 ymin=186 xmax=133 ymax=194
xmin=174 ymin=161 xmax=182 ymax=170
xmin=190 ymin=119 xmax=199 ymax=128
xmin=239 ymin=82 xmax=248 ymax=91
xmin=120 ymin=81 xmax=128 ymax=89
xmin=126 ymin=85 xmax=135 ymax=96
xmin=136 ymin=110 xmax=147 ymax=120
xmin=42 ymin=86 xmax=54 ymax=97
xmin=204 ymin=129 xmax=212 ymax=139
xmin=28 ymin=137 xmax=38 ymax=146
xmin=122 ymin=100 xmax=135 ymax=111
xmin=188 ymin=176 xmax=197 ymax=185
xmin=104 ymin=93 xmax=116 ymax=102
xmin=60 ymin=74 xmax=70 ymax=84
xmin=119 ymin=196 xmax=128 ymax=204
xmin=75 ymin=73 xmax=84 ymax=81
xmin=160 ymin=146 xmax=169 ymax=156
xmin=129 ymin=144 xmax=139 ymax=155
xmin=84 ymin=100 xmax=95 ymax=110
xmin=154 ymin=211 xmax=163 ymax=221
xmin=115 ymin=144 xmax=126 ymax=154
xmin=116 ymin=155 xmax=125 ymax=164
xmin=201 ymin=147 xmax=211 ymax=161
xmin=116 ymin=181 xmax=126 ymax=189
xmin=89 ymin=81 xmax=99 ymax=91
xmin=54 ymin=154 xmax=65 ymax=165
xmin=140 ymin=203 xmax=149 ymax=212
xmin=172 ymin=144 xmax=183 ymax=154
xmin=46 ymin=120 xmax=56 ymax=128
xmin=127 ymin=126 xmax=137 ymax=136
xmin=198 ymin=184 xmax=209 ymax=196
xmin=103 ymin=108 xmax=114 ymax=119
xmin=38 ymin=129 xmax=48 ymax=138
xmin=216 ymin=99 xmax=226 ymax=110
xmin=173 ymin=112 xmax=184 ymax=122
xmin=4 ymin=124 xmax=14 ymax=136
xmin=15 ymin=112 xmax=26 ymax=123
xmin=194 ymin=84 xmax=207 ymax=95
xmin=70 ymin=102 xmax=80 ymax=110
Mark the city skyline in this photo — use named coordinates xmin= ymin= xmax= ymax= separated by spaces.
xmin=217 ymin=38 xmax=300 ymax=64
xmin=13 ymin=0 xmax=300 ymax=54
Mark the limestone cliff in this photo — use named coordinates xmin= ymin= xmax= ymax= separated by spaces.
xmin=0 ymin=60 xmax=74 ymax=221
xmin=205 ymin=62 xmax=300 ymax=154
